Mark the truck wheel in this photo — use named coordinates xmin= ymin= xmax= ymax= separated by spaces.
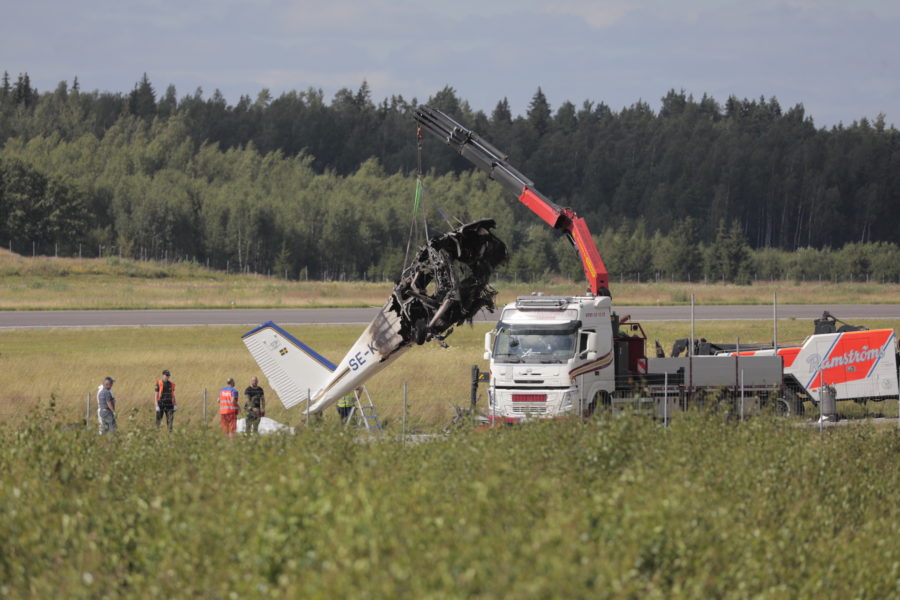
xmin=776 ymin=390 xmax=805 ymax=417
xmin=787 ymin=388 xmax=805 ymax=416
xmin=587 ymin=391 xmax=611 ymax=416
xmin=774 ymin=398 xmax=791 ymax=416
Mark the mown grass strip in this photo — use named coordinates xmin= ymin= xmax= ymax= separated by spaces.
xmin=2 ymin=319 xmax=897 ymax=430
xmin=3 ymin=249 xmax=900 ymax=310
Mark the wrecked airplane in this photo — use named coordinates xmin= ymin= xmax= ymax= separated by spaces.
xmin=242 ymin=219 xmax=507 ymax=414
xmin=391 ymin=218 xmax=508 ymax=346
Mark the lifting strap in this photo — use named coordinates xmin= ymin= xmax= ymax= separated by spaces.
xmin=402 ymin=127 xmax=425 ymax=269
xmin=402 ymin=125 xmax=461 ymax=271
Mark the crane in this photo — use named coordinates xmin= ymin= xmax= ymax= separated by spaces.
xmin=413 ymin=105 xmax=611 ymax=297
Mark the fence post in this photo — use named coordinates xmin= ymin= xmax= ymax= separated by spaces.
xmin=203 ymin=388 xmax=207 ymax=426
xmin=85 ymin=392 xmax=91 ymax=428
xmin=663 ymin=372 xmax=668 ymax=427
xmin=402 ymin=382 xmax=408 ymax=441
xmin=470 ymin=365 xmax=479 ymax=412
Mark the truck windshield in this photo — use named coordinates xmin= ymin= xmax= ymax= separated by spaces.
xmin=492 ymin=326 xmax=578 ymax=363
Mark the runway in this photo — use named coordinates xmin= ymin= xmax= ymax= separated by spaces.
xmin=1 ymin=304 xmax=898 ymax=330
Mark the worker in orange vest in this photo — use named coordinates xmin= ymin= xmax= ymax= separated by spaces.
xmin=155 ymin=369 xmax=177 ymax=431
xmin=219 ymin=377 xmax=240 ymax=437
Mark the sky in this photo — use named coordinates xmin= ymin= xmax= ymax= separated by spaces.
xmin=3 ymin=0 xmax=899 ymax=128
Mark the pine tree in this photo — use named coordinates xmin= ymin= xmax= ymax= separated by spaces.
xmin=527 ymin=87 xmax=551 ymax=135
xmin=273 ymin=239 xmax=293 ymax=279
xmin=12 ymin=73 xmax=36 ymax=106
xmin=0 ymin=71 xmax=10 ymax=102
xmin=158 ymin=84 xmax=177 ymax=117
xmin=655 ymin=217 xmax=702 ymax=280
xmin=491 ymin=98 xmax=512 ymax=125
xmin=128 ymin=73 xmax=157 ymax=120
xmin=708 ymin=219 xmax=752 ymax=283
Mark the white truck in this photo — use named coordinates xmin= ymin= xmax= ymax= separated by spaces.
xmin=482 ymin=295 xmax=618 ymax=421
xmin=481 ymin=294 xmax=789 ymax=422
xmin=417 ymin=106 xmax=793 ymax=421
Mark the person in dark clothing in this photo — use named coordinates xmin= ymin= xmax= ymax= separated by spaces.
xmin=154 ymin=369 xmax=177 ymax=431
xmin=243 ymin=376 xmax=266 ymax=434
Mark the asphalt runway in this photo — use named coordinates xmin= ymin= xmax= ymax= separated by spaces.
xmin=1 ymin=304 xmax=898 ymax=330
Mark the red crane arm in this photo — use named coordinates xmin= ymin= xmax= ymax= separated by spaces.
xmin=518 ymin=188 xmax=609 ymax=295
xmin=415 ymin=105 xmax=610 ymax=296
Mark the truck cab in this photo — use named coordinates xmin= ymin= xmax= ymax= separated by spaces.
xmin=483 ymin=295 xmax=615 ymax=421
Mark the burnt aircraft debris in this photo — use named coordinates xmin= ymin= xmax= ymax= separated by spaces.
xmin=390 ymin=218 xmax=508 ymax=347
xmin=243 ymin=219 xmax=507 ymax=415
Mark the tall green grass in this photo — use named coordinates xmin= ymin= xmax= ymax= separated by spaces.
xmin=1 ymin=416 xmax=897 ymax=597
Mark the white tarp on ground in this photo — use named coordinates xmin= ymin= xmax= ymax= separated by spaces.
xmin=236 ymin=416 xmax=295 ymax=434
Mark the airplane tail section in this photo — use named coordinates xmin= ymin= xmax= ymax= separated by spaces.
xmin=306 ymin=300 xmax=408 ymax=413
xmin=241 ymin=321 xmax=336 ymax=409
xmin=240 ymin=221 xmax=507 ymax=415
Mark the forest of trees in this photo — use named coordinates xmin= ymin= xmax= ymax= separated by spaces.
xmin=1 ymin=71 xmax=898 ymax=283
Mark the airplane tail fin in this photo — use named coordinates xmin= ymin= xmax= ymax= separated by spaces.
xmin=241 ymin=321 xmax=336 ymax=409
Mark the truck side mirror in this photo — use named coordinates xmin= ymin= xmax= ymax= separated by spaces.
xmin=484 ymin=331 xmax=494 ymax=360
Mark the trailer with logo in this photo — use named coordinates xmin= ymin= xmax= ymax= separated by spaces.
xmin=715 ymin=323 xmax=899 ymax=415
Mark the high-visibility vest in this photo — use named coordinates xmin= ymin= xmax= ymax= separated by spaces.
xmin=337 ymin=393 xmax=356 ymax=408
xmin=156 ymin=380 xmax=176 ymax=404
xmin=218 ymin=387 xmax=239 ymax=414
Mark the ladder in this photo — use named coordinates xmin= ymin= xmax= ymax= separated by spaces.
xmin=345 ymin=387 xmax=383 ymax=433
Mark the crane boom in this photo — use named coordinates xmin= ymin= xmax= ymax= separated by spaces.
xmin=414 ymin=105 xmax=610 ymax=296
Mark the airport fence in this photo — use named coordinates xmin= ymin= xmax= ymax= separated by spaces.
xmin=0 ymin=384 xmax=477 ymax=433
xmin=0 ymin=390 xmax=227 ymax=430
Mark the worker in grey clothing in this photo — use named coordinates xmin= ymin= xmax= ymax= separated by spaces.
xmin=97 ymin=376 xmax=117 ymax=435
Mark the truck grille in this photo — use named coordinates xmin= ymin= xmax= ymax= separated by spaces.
xmin=511 ymin=393 xmax=547 ymax=402
xmin=512 ymin=404 xmax=548 ymax=414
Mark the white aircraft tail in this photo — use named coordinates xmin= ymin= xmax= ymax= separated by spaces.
xmin=241 ymin=321 xmax=336 ymax=409
xmin=243 ymin=301 xmax=409 ymax=414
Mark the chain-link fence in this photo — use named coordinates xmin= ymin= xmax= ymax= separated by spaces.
xmin=4 ymin=384 xmax=894 ymax=433
xmin=0 ymin=384 xmax=472 ymax=433
xmin=0 ymin=390 xmax=226 ymax=430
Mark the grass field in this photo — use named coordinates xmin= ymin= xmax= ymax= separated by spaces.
xmin=2 ymin=318 xmax=897 ymax=429
xmin=2 ymin=249 xmax=899 ymax=309
xmin=2 ymin=256 xmax=898 ymax=597
xmin=1 ymin=415 xmax=898 ymax=597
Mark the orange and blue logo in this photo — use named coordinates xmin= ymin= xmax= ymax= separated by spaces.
xmin=805 ymin=330 xmax=894 ymax=390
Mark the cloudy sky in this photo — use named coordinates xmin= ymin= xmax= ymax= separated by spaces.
xmin=4 ymin=0 xmax=899 ymax=127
